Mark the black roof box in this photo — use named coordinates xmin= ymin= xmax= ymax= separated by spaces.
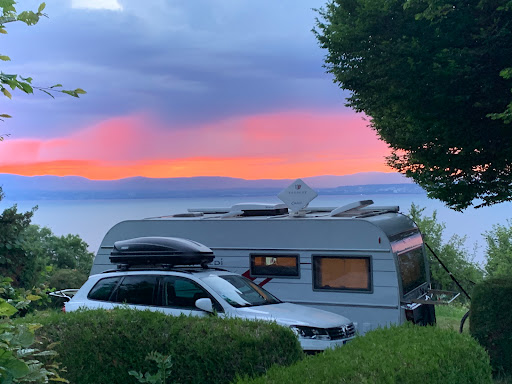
xmin=110 ymin=237 xmax=214 ymax=267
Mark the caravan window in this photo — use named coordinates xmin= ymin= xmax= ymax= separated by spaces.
xmin=313 ymin=256 xmax=371 ymax=292
xmin=397 ymin=247 xmax=427 ymax=296
xmin=250 ymin=254 xmax=299 ymax=277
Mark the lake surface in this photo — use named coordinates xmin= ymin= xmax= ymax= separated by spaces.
xmin=2 ymin=194 xmax=511 ymax=264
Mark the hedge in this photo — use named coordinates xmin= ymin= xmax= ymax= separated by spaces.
xmin=470 ymin=277 xmax=512 ymax=375
xmin=35 ymin=308 xmax=303 ymax=384
xmin=237 ymin=324 xmax=493 ymax=384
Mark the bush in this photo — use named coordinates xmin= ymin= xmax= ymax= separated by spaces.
xmin=237 ymin=324 xmax=492 ymax=384
xmin=470 ymin=277 xmax=512 ymax=375
xmin=36 ymin=309 xmax=303 ymax=384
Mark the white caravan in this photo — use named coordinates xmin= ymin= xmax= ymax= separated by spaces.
xmin=91 ymin=181 xmax=447 ymax=333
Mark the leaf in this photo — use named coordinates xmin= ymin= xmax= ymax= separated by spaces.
xmin=0 ymin=114 xmax=11 ymax=118
xmin=0 ymin=28 xmax=7 ymax=34
xmin=0 ymin=55 xmax=11 ymax=61
xmin=0 ymin=301 xmax=17 ymax=317
xmin=38 ymin=2 xmax=46 ymax=13
xmin=25 ymin=294 xmax=41 ymax=301
xmin=49 ymin=377 xmax=70 ymax=383
xmin=74 ymin=88 xmax=87 ymax=94
xmin=40 ymin=89 xmax=55 ymax=99
xmin=50 ymin=84 xmax=62 ymax=88
xmin=62 ymin=90 xmax=78 ymax=98
xmin=0 ymin=349 xmax=30 ymax=379
xmin=19 ymin=82 xmax=33 ymax=94
xmin=2 ymin=87 xmax=12 ymax=99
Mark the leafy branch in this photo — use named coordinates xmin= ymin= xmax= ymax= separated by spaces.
xmin=0 ymin=1 xmax=86 ymax=134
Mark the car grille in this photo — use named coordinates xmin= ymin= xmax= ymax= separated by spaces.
xmin=326 ymin=323 xmax=356 ymax=340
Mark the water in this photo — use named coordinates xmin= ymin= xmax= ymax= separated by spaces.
xmin=1 ymin=194 xmax=511 ymax=264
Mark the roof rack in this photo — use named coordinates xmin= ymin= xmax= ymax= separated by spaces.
xmin=109 ymin=237 xmax=215 ymax=268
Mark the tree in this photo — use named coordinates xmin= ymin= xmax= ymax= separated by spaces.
xmin=314 ymin=0 xmax=512 ymax=210
xmin=22 ymin=224 xmax=94 ymax=275
xmin=0 ymin=205 xmax=40 ymax=288
xmin=407 ymin=203 xmax=483 ymax=295
xmin=484 ymin=220 xmax=512 ymax=277
xmin=0 ymin=1 xmax=85 ymax=138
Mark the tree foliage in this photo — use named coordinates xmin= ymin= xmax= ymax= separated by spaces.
xmin=408 ymin=204 xmax=483 ymax=295
xmin=0 ymin=205 xmax=39 ymax=288
xmin=484 ymin=220 xmax=512 ymax=277
xmin=0 ymin=0 xmax=85 ymax=137
xmin=314 ymin=0 xmax=512 ymax=210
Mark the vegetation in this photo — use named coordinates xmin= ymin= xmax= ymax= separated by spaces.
xmin=236 ymin=324 xmax=492 ymax=384
xmin=35 ymin=308 xmax=303 ymax=384
xmin=408 ymin=203 xmax=483 ymax=296
xmin=0 ymin=280 xmax=67 ymax=383
xmin=314 ymin=0 xmax=512 ymax=210
xmin=0 ymin=204 xmax=93 ymax=292
xmin=484 ymin=221 xmax=512 ymax=278
xmin=470 ymin=277 xmax=512 ymax=377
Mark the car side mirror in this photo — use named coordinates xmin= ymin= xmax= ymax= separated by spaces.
xmin=195 ymin=298 xmax=214 ymax=313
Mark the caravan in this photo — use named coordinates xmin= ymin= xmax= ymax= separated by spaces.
xmin=91 ymin=180 xmax=449 ymax=333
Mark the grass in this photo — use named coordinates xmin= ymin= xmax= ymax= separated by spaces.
xmin=436 ymin=304 xmax=470 ymax=332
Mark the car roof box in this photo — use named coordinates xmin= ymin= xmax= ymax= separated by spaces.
xmin=109 ymin=236 xmax=214 ymax=267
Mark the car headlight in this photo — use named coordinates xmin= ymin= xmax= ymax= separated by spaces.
xmin=290 ymin=326 xmax=331 ymax=340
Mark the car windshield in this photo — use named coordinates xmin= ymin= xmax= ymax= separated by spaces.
xmin=199 ymin=274 xmax=281 ymax=308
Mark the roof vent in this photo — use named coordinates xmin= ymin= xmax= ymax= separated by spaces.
xmin=228 ymin=203 xmax=288 ymax=217
xmin=330 ymin=200 xmax=374 ymax=217
xmin=110 ymin=237 xmax=214 ymax=267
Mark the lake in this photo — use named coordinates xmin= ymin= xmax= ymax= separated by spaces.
xmin=1 ymin=194 xmax=511 ymax=265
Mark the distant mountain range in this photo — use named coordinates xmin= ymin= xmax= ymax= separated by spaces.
xmin=0 ymin=172 xmax=424 ymax=200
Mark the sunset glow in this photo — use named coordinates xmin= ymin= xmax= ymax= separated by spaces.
xmin=0 ymin=111 xmax=391 ymax=180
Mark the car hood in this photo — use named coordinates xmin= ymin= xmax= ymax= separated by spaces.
xmin=233 ymin=302 xmax=351 ymax=328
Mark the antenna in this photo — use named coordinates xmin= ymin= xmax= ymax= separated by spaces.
xmin=278 ymin=179 xmax=318 ymax=214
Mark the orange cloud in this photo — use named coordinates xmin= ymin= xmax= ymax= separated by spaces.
xmin=0 ymin=111 xmax=392 ymax=179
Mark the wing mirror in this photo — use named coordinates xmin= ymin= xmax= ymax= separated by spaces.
xmin=195 ymin=298 xmax=214 ymax=313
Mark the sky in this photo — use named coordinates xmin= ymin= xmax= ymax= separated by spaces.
xmin=0 ymin=0 xmax=392 ymax=180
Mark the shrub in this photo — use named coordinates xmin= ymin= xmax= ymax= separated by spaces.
xmin=36 ymin=309 xmax=303 ymax=384
xmin=470 ymin=277 xmax=512 ymax=375
xmin=237 ymin=324 xmax=492 ymax=384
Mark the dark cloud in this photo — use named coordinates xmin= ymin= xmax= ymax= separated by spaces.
xmin=2 ymin=0 xmax=350 ymax=138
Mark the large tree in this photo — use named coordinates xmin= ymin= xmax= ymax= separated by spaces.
xmin=314 ymin=0 xmax=512 ymax=210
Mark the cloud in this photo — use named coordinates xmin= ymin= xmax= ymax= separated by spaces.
xmin=71 ymin=0 xmax=123 ymax=11
xmin=0 ymin=111 xmax=391 ymax=179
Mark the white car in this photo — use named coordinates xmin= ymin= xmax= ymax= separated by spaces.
xmin=65 ymin=236 xmax=355 ymax=351
xmin=66 ymin=268 xmax=355 ymax=351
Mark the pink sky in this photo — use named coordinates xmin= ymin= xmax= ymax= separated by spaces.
xmin=0 ymin=111 xmax=392 ymax=180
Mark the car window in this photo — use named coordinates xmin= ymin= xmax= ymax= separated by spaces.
xmin=87 ymin=277 xmax=121 ymax=301
xmin=162 ymin=276 xmax=209 ymax=309
xmin=111 ymin=275 xmax=158 ymax=306
xmin=200 ymin=274 xmax=280 ymax=308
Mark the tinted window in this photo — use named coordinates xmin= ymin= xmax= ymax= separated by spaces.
xmin=313 ymin=256 xmax=371 ymax=291
xmin=111 ymin=275 xmax=158 ymax=306
xmin=163 ymin=276 xmax=209 ymax=309
xmin=398 ymin=247 xmax=427 ymax=295
xmin=87 ymin=277 xmax=121 ymax=301
xmin=250 ymin=255 xmax=299 ymax=277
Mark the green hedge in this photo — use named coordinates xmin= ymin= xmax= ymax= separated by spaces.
xmin=36 ymin=309 xmax=303 ymax=384
xmin=237 ymin=324 xmax=492 ymax=384
xmin=470 ymin=277 xmax=512 ymax=375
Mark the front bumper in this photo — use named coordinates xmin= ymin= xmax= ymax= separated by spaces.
xmin=299 ymin=335 xmax=356 ymax=352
